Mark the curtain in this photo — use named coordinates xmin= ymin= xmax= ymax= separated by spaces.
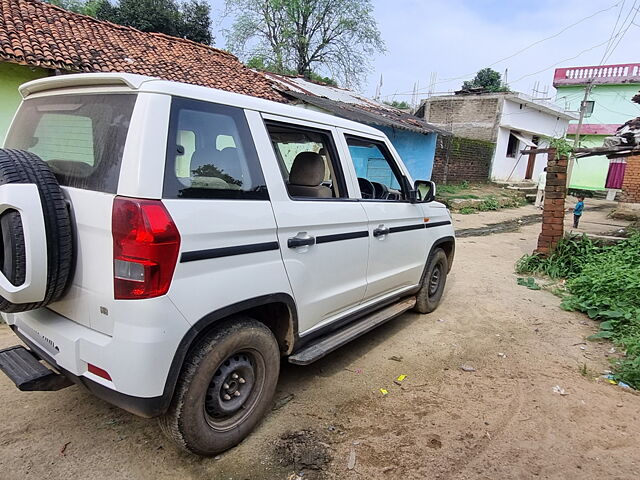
xmin=605 ymin=159 xmax=626 ymax=189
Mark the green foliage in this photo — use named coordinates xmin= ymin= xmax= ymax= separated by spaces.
xmin=461 ymin=68 xmax=509 ymax=93
xmin=437 ymin=181 xmax=469 ymax=195
xmin=517 ymin=233 xmax=640 ymax=388
xmin=384 ymin=100 xmax=411 ymax=110
xmin=544 ymin=136 xmax=573 ymax=159
xmin=477 ymin=197 xmax=500 ymax=211
xmin=225 ymin=0 xmax=385 ymax=88
xmin=517 ymin=277 xmax=541 ymax=290
xmin=46 ymin=0 xmax=213 ymax=44
xmin=248 ymin=56 xmax=337 ymax=85
xmin=458 ymin=207 xmax=476 ymax=215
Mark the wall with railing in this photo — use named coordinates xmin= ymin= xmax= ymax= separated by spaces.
xmin=553 ymin=63 xmax=640 ymax=86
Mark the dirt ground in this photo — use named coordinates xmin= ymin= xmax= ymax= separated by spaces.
xmin=1 ymin=208 xmax=639 ymax=480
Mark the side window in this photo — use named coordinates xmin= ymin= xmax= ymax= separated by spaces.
xmin=266 ymin=122 xmax=347 ymax=199
xmin=345 ymin=135 xmax=407 ymax=201
xmin=163 ymin=97 xmax=268 ymax=200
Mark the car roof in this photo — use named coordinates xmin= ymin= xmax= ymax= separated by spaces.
xmin=20 ymin=73 xmax=386 ymax=138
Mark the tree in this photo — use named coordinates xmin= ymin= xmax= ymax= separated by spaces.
xmin=384 ymin=100 xmax=410 ymax=110
xmin=225 ymin=0 xmax=385 ymax=87
xmin=45 ymin=0 xmax=213 ymax=45
xmin=461 ymin=68 xmax=510 ymax=93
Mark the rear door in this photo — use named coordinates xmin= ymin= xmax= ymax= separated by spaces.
xmin=249 ymin=114 xmax=370 ymax=335
xmin=338 ymin=130 xmax=428 ymax=302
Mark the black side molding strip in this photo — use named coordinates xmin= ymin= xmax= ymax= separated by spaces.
xmin=316 ymin=230 xmax=369 ymax=244
xmin=424 ymin=220 xmax=452 ymax=229
xmin=181 ymin=241 xmax=280 ymax=263
xmin=389 ymin=224 xmax=425 ymax=234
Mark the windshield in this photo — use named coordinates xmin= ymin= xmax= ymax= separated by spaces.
xmin=5 ymin=94 xmax=137 ymax=194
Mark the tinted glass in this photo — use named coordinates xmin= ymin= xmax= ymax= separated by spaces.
xmin=266 ymin=122 xmax=346 ymax=199
xmin=5 ymin=94 xmax=137 ymax=194
xmin=163 ymin=97 xmax=268 ymax=200
xmin=346 ymin=136 xmax=406 ymax=201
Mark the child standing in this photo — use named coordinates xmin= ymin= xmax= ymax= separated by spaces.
xmin=573 ymin=195 xmax=585 ymax=228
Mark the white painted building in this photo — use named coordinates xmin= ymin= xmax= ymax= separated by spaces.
xmin=419 ymin=92 xmax=577 ymax=183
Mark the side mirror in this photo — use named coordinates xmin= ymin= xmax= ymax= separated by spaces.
xmin=414 ymin=180 xmax=436 ymax=203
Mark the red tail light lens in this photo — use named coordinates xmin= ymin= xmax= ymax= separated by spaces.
xmin=112 ymin=197 xmax=181 ymax=299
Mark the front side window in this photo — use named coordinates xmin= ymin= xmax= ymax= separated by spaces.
xmin=164 ymin=97 xmax=267 ymax=200
xmin=266 ymin=122 xmax=347 ymax=199
xmin=345 ymin=135 xmax=406 ymax=201
xmin=506 ymin=132 xmax=519 ymax=158
xmin=5 ymin=94 xmax=136 ymax=193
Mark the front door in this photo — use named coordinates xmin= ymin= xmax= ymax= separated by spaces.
xmin=253 ymin=115 xmax=370 ymax=335
xmin=340 ymin=132 xmax=428 ymax=302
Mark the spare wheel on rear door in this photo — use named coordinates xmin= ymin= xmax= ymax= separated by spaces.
xmin=0 ymin=149 xmax=73 ymax=313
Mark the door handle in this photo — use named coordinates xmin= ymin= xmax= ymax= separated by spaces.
xmin=287 ymin=233 xmax=316 ymax=248
xmin=373 ymin=225 xmax=390 ymax=237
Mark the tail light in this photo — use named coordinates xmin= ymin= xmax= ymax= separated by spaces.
xmin=112 ymin=197 xmax=181 ymax=300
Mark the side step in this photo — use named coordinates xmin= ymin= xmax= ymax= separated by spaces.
xmin=288 ymin=296 xmax=416 ymax=365
xmin=0 ymin=346 xmax=72 ymax=391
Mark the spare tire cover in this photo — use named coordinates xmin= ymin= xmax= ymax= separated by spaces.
xmin=0 ymin=149 xmax=73 ymax=313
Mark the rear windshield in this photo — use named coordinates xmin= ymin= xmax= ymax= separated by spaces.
xmin=5 ymin=94 xmax=137 ymax=194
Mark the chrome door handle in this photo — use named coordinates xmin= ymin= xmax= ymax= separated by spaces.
xmin=373 ymin=225 xmax=390 ymax=237
xmin=287 ymin=233 xmax=316 ymax=248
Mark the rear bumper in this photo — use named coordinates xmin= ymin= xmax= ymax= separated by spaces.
xmin=2 ymin=300 xmax=191 ymax=417
xmin=11 ymin=325 xmax=166 ymax=418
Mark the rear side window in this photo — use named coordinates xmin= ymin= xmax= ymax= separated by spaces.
xmin=163 ymin=97 xmax=268 ymax=200
xmin=5 ymin=94 xmax=137 ymax=194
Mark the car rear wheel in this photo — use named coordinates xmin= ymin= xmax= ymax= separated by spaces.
xmin=413 ymin=248 xmax=448 ymax=314
xmin=159 ymin=318 xmax=280 ymax=456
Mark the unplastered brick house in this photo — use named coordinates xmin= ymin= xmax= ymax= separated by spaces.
xmin=0 ymin=0 xmax=285 ymax=140
xmin=418 ymin=92 xmax=576 ymax=184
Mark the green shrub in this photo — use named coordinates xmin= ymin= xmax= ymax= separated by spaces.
xmin=517 ymin=233 xmax=640 ymax=388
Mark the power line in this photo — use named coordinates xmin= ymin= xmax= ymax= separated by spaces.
xmin=380 ymin=1 xmax=623 ymax=99
xmin=602 ymin=3 xmax=640 ymax=64
xmin=599 ymin=0 xmax=627 ymax=64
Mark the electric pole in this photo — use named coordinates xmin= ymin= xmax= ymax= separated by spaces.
xmin=566 ymin=80 xmax=594 ymax=187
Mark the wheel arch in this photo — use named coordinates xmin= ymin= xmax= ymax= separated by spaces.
xmin=157 ymin=293 xmax=298 ymax=416
xmin=430 ymin=236 xmax=455 ymax=272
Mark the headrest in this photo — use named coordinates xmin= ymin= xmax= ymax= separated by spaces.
xmin=289 ymin=152 xmax=325 ymax=187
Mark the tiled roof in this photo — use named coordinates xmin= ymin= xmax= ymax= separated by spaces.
xmin=0 ymin=0 xmax=285 ymax=102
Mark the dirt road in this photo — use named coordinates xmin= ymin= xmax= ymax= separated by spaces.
xmin=1 ymin=214 xmax=638 ymax=480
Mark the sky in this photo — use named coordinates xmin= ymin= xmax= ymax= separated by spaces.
xmin=211 ymin=0 xmax=640 ymax=106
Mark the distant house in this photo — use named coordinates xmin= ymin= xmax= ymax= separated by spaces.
xmin=554 ymin=63 xmax=640 ymax=192
xmin=264 ymin=73 xmax=449 ymax=182
xmin=417 ymin=92 xmax=576 ymax=183
xmin=0 ymin=0 xmax=284 ymax=140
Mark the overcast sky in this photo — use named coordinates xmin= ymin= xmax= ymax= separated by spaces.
xmin=212 ymin=0 xmax=640 ymax=105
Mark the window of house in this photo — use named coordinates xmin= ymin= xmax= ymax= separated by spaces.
xmin=583 ymin=100 xmax=595 ymax=118
xmin=266 ymin=122 xmax=346 ymax=199
xmin=506 ymin=133 xmax=520 ymax=158
xmin=163 ymin=97 xmax=268 ymax=200
xmin=345 ymin=135 xmax=407 ymax=201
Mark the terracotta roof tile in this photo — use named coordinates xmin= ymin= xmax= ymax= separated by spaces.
xmin=0 ymin=0 xmax=285 ymax=102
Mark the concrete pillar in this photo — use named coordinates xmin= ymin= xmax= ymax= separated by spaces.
xmin=536 ymin=149 xmax=568 ymax=255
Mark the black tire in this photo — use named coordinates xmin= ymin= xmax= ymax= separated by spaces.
xmin=159 ymin=318 xmax=280 ymax=456
xmin=0 ymin=149 xmax=73 ymax=313
xmin=413 ymin=248 xmax=448 ymax=314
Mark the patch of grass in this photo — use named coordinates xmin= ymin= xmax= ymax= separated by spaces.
xmin=437 ymin=181 xmax=470 ymax=195
xmin=517 ymin=233 xmax=640 ymax=388
xmin=477 ymin=197 xmax=501 ymax=212
xmin=458 ymin=207 xmax=477 ymax=215
xmin=453 ymin=194 xmax=480 ymax=199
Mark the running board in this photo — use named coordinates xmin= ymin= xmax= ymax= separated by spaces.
xmin=288 ymin=296 xmax=416 ymax=365
xmin=0 ymin=346 xmax=72 ymax=391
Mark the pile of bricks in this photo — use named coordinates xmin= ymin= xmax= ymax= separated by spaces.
xmin=536 ymin=149 xmax=568 ymax=255
xmin=620 ymin=154 xmax=640 ymax=204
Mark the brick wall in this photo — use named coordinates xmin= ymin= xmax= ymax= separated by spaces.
xmin=537 ymin=149 xmax=568 ymax=254
xmin=620 ymin=154 xmax=640 ymax=203
xmin=419 ymin=95 xmax=501 ymax=142
xmin=431 ymin=135 xmax=495 ymax=183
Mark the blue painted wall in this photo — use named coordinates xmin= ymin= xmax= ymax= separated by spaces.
xmin=378 ymin=127 xmax=437 ymax=181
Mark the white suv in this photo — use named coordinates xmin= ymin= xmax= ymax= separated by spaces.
xmin=0 ymin=73 xmax=454 ymax=456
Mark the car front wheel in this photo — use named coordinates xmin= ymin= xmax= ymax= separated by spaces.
xmin=159 ymin=317 xmax=280 ymax=456
xmin=413 ymin=248 xmax=448 ymax=314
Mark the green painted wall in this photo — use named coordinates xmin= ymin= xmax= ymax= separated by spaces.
xmin=556 ymin=83 xmax=640 ymax=190
xmin=567 ymin=135 xmax=608 ymax=190
xmin=556 ymin=84 xmax=640 ymax=124
xmin=0 ymin=62 xmax=50 ymax=143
